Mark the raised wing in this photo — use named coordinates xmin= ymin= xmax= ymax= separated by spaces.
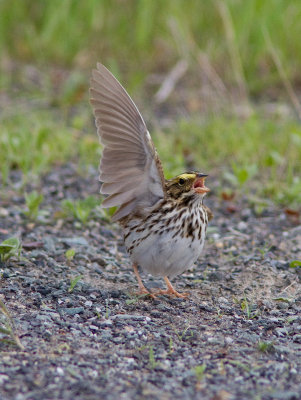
xmin=90 ymin=63 xmax=165 ymax=221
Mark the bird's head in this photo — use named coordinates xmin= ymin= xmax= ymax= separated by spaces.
xmin=165 ymin=172 xmax=210 ymax=202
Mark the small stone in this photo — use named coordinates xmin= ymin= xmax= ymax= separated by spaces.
xmin=101 ymin=331 xmax=112 ymax=340
xmin=241 ymin=208 xmax=252 ymax=219
xmin=237 ymin=221 xmax=247 ymax=231
xmin=100 ymin=319 xmax=113 ymax=326
xmin=0 ymin=375 xmax=9 ymax=384
xmin=207 ymin=272 xmax=223 ymax=282
xmin=150 ymin=311 xmax=161 ymax=318
xmin=15 ymin=394 xmax=25 ymax=400
xmin=0 ymin=208 xmax=9 ymax=217
xmin=43 ymin=236 xmax=56 ymax=253
xmin=207 ymin=337 xmax=219 ymax=344
xmin=277 ymin=302 xmax=289 ymax=309
xmin=110 ymin=290 xmax=122 ymax=298
xmin=59 ymin=237 xmax=88 ymax=246
xmin=36 ymin=286 xmax=52 ymax=295
xmin=89 ymin=325 xmax=99 ymax=331
xmin=113 ymin=314 xmax=147 ymax=321
xmin=36 ymin=314 xmax=52 ymax=322
xmin=112 ymin=337 xmax=124 ymax=344
xmin=292 ymin=334 xmax=301 ymax=343
xmin=270 ymin=391 xmax=299 ymax=400
xmin=224 ymin=336 xmax=234 ymax=345
xmin=218 ymin=296 xmax=229 ymax=304
xmin=60 ymin=307 xmax=84 ymax=315
xmin=92 ymin=255 xmax=107 ymax=266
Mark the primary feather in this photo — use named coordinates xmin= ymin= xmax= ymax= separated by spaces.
xmin=90 ymin=63 xmax=165 ymax=221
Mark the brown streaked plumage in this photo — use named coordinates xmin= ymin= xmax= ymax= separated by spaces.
xmin=90 ymin=63 xmax=212 ymax=298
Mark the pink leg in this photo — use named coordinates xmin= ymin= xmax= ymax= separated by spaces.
xmin=132 ymin=264 xmax=156 ymax=298
xmin=153 ymin=276 xmax=189 ymax=298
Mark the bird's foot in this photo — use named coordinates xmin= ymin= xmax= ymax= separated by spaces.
xmin=153 ymin=276 xmax=190 ymax=298
xmin=154 ymin=288 xmax=189 ymax=298
xmin=135 ymin=287 xmax=157 ymax=299
xmin=132 ymin=263 xmax=157 ymax=299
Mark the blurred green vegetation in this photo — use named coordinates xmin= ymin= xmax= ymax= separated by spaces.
xmin=0 ymin=108 xmax=100 ymax=184
xmin=1 ymin=0 xmax=301 ymax=92
xmin=159 ymin=115 xmax=301 ymax=206
xmin=0 ymin=0 xmax=301 ymax=208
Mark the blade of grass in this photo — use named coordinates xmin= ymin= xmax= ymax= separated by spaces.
xmin=0 ymin=300 xmax=24 ymax=350
xmin=263 ymin=26 xmax=301 ymax=120
xmin=215 ymin=0 xmax=249 ymax=104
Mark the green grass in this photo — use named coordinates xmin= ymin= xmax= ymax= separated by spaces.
xmin=0 ymin=299 xmax=24 ymax=349
xmin=257 ymin=341 xmax=275 ymax=353
xmin=0 ymin=237 xmax=22 ymax=263
xmin=0 ymin=107 xmax=100 ymax=185
xmin=68 ymin=275 xmax=83 ymax=293
xmin=1 ymin=105 xmax=300 ymax=207
xmin=156 ymin=113 xmax=301 ymax=207
xmin=24 ymin=191 xmax=44 ymax=220
xmin=1 ymin=0 xmax=301 ymax=95
xmin=61 ymin=196 xmax=100 ymax=224
xmin=193 ymin=363 xmax=207 ymax=382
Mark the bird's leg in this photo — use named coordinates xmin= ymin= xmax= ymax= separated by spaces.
xmin=132 ymin=264 xmax=156 ymax=298
xmin=154 ymin=276 xmax=189 ymax=298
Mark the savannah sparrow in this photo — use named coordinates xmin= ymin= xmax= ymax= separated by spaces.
xmin=90 ymin=63 xmax=212 ymax=298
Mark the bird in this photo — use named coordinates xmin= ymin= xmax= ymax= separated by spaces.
xmin=90 ymin=63 xmax=212 ymax=298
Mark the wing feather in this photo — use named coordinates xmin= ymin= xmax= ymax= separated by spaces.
xmin=99 ymin=168 xmax=144 ymax=182
xmin=90 ymin=97 xmax=140 ymax=128
xmin=101 ymin=189 xmax=136 ymax=207
xmin=90 ymin=63 xmax=165 ymax=221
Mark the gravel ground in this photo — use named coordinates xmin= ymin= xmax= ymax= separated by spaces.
xmin=0 ymin=164 xmax=300 ymax=400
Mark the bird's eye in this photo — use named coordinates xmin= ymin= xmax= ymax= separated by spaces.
xmin=179 ymin=178 xmax=185 ymax=185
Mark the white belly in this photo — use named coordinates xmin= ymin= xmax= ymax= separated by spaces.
xmin=123 ymin=205 xmax=208 ymax=278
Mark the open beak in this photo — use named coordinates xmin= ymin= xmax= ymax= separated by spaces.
xmin=193 ymin=174 xmax=210 ymax=194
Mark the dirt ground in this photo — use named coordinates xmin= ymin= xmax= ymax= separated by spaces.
xmin=0 ymin=164 xmax=300 ymax=400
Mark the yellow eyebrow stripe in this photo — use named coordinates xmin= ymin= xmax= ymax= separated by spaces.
xmin=177 ymin=173 xmax=196 ymax=180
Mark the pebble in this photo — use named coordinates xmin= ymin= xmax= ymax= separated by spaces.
xmin=207 ymin=337 xmax=220 ymax=344
xmin=60 ymin=307 xmax=84 ymax=315
xmin=0 ymin=375 xmax=9 ymax=385
xmin=218 ymin=296 xmax=229 ymax=304
xmin=0 ymin=207 xmax=9 ymax=217
xmin=99 ymin=319 xmax=113 ymax=326
xmin=208 ymin=272 xmax=223 ymax=281
xmin=101 ymin=332 xmax=113 ymax=340
xmin=112 ymin=314 xmax=149 ymax=321
xmin=237 ymin=221 xmax=248 ymax=231
xmin=89 ymin=325 xmax=99 ymax=331
xmin=36 ymin=314 xmax=52 ymax=322
xmin=59 ymin=237 xmax=89 ymax=246
xmin=224 ymin=336 xmax=234 ymax=345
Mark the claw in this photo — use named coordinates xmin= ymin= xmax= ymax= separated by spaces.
xmin=153 ymin=288 xmax=189 ymax=298
xmin=153 ymin=276 xmax=190 ymax=298
xmin=134 ymin=289 xmax=157 ymax=299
